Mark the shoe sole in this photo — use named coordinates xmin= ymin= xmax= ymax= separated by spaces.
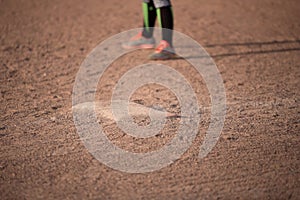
xmin=122 ymin=44 xmax=155 ymax=50
xmin=149 ymin=53 xmax=179 ymax=60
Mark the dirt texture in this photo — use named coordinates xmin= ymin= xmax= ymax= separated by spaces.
xmin=1 ymin=0 xmax=299 ymax=199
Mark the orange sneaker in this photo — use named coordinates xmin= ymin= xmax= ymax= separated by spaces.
xmin=149 ymin=40 xmax=177 ymax=60
xmin=122 ymin=32 xmax=156 ymax=49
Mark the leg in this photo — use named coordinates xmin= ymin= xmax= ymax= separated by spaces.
xmin=153 ymin=0 xmax=173 ymax=47
xmin=122 ymin=0 xmax=157 ymax=49
xmin=142 ymin=0 xmax=157 ymax=38
xmin=149 ymin=0 xmax=176 ymax=60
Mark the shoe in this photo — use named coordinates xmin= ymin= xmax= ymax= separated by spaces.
xmin=122 ymin=32 xmax=155 ymax=49
xmin=149 ymin=40 xmax=177 ymax=60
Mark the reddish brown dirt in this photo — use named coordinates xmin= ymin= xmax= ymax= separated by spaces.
xmin=1 ymin=0 xmax=299 ymax=199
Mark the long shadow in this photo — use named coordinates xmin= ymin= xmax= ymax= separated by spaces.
xmin=173 ymin=47 xmax=300 ymax=60
xmin=212 ymin=47 xmax=300 ymax=58
xmin=204 ymin=39 xmax=300 ymax=48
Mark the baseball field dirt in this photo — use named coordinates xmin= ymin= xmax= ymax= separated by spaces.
xmin=1 ymin=0 xmax=299 ymax=199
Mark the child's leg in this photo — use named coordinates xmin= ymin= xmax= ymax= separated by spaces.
xmin=121 ymin=1 xmax=156 ymax=49
xmin=153 ymin=0 xmax=174 ymax=47
xmin=142 ymin=0 xmax=157 ymax=38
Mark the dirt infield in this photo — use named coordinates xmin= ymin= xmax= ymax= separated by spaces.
xmin=1 ymin=0 xmax=299 ymax=199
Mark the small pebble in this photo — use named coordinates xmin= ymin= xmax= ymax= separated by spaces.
xmin=50 ymin=117 xmax=56 ymax=122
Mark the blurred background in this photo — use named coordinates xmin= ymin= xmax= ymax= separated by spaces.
xmin=0 ymin=0 xmax=299 ymax=199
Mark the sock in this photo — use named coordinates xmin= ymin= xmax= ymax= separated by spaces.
xmin=142 ymin=1 xmax=157 ymax=38
xmin=157 ymin=6 xmax=174 ymax=47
